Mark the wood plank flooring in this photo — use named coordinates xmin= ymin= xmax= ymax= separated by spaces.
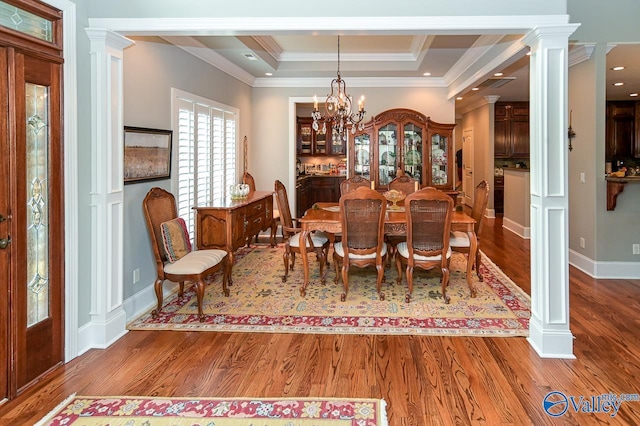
xmin=1 ymin=216 xmax=639 ymax=425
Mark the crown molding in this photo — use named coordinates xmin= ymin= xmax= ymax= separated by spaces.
xmin=253 ymin=76 xmax=448 ymax=88
xmin=568 ymin=43 xmax=595 ymax=67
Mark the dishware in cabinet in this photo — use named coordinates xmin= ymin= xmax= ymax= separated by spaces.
xmin=426 ymin=121 xmax=455 ymax=189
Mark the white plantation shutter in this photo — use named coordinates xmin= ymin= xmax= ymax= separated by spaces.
xmin=172 ymin=89 xmax=238 ymax=242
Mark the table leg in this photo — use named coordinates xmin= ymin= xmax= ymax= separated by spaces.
xmin=466 ymin=230 xmax=477 ymax=297
xmin=299 ymin=228 xmax=310 ymax=297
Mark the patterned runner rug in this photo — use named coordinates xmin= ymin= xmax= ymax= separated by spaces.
xmin=36 ymin=394 xmax=387 ymax=425
xmin=128 ymin=245 xmax=530 ymax=336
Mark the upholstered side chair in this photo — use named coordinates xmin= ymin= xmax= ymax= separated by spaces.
xmin=333 ymin=186 xmax=388 ymax=301
xmin=143 ymin=187 xmax=230 ymax=322
xmin=396 ymin=187 xmax=453 ymax=303
xmin=339 ymin=175 xmax=371 ymax=196
xmin=385 ymin=174 xmax=420 ymax=266
xmin=274 ymin=180 xmax=330 ymax=283
xmin=450 ymin=180 xmax=489 ymax=281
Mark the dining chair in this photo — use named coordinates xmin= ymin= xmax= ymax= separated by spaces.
xmin=333 ymin=186 xmax=388 ymax=301
xmin=242 ymin=171 xmax=256 ymax=191
xmin=450 ymin=180 xmax=489 ymax=281
xmin=385 ymin=175 xmax=420 ymax=266
xmin=395 ymin=187 xmax=453 ymax=303
xmin=274 ymin=180 xmax=330 ymax=283
xmin=142 ymin=187 xmax=230 ymax=322
xmin=339 ymin=175 xmax=371 ymax=196
xmin=388 ymin=174 xmax=419 ymax=195
xmin=243 ymin=171 xmax=280 ymax=243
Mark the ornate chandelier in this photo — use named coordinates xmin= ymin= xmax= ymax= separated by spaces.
xmin=312 ymin=36 xmax=366 ymax=142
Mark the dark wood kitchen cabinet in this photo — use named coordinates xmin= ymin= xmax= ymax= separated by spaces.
xmin=495 ymin=102 xmax=529 ymax=159
xmin=296 ymin=176 xmax=345 ymax=217
xmin=606 ymin=101 xmax=640 ymax=159
xmin=296 ymin=117 xmax=345 ymax=156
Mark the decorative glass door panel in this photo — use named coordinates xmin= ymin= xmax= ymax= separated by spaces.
xmin=298 ymin=121 xmax=312 ymax=155
xmin=315 ymin=125 xmax=327 ymax=154
xmin=353 ymin=132 xmax=370 ymax=179
xmin=377 ymin=123 xmax=397 ymax=186
xmin=330 ymin=127 xmax=345 ymax=155
xmin=430 ymin=132 xmax=449 ymax=186
xmin=403 ymin=123 xmax=423 ymax=183
xmin=26 ymin=83 xmax=50 ymax=327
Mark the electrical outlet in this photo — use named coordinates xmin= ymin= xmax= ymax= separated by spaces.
xmin=580 ymin=172 xmax=585 ymax=183
xmin=633 ymin=244 xmax=640 ymax=255
xmin=580 ymin=238 xmax=585 ymax=249
xmin=133 ymin=268 xmax=140 ymax=283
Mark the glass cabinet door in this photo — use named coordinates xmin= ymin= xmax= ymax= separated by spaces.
xmin=377 ymin=123 xmax=397 ymax=186
xmin=353 ymin=132 xmax=371 ymax=180
xmin=329 ymin=125 xmax=345 ymax=155
xmin=315 ymin=125 xmax=327 ymax=154
xmin=298 ymin=121 xmax=312 ymax=155
xmin=430 ymin=132 xmax=449 ymax=187
xmin=403 ymin=123 xmax=423 ymax=184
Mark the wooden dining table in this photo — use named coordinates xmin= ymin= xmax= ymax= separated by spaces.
xmin=298 ymin=202 xmax=478 ymax=298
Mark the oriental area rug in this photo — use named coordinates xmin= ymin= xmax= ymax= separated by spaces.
xmin=128 ymin=245 xmax=530 ymax=336
xmin=36 ymin=394 xmax=388 ymax=425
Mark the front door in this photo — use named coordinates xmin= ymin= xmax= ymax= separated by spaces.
xmin=0 ymin=1 xmax=65 ymax=400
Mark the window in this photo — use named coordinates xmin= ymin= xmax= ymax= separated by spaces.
xmin=172 ymin=88 xmax=238 ymax=241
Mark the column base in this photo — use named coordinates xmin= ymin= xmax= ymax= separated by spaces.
xmin=528 ymin=316 xmax=575 ymax=359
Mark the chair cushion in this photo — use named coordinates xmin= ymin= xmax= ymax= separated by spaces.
xmin=397 ymin=242 xmax=451 ymax=261
xmin=164 ymin=249 xmax=227 ymax=275
xmin=449 ymin=231 xmax=470 ymax=248
xmin=334 ymin=241 xmax=388 ymax=259
xmin=160 ymin=217 xmax=192 ymax=263
xmin=289 ymin=231 xmax=329 ymax=248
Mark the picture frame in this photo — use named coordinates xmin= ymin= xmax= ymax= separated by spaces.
xmin=124 ymin=126 xmax=172 ymax=184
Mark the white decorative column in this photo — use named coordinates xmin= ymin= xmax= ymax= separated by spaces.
xmin=84 ymin=29 xmax=134 ymax=350
xmin=524 ymin=25 xmax=578 ymax=358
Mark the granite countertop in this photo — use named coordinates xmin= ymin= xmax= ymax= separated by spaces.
xmin=502 ymin=167 xmax=530 ymax=173
xmin=297 ymin=174 xmax=346 ymax=182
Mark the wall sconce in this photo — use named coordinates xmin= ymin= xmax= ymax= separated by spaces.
xmin=568 ymin=110 xmax=576 ymax=151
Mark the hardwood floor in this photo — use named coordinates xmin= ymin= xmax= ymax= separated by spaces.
xmin=2 ymin=217 xmax=639 ymax=425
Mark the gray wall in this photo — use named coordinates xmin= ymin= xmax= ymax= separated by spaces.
xmin=567 ymin=0 xmax=640 ymax=263
xmin=122 ymin=37 xmax=252 ymax=300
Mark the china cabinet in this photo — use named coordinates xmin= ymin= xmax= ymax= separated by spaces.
xmin=297 ymin=117 xmax=345 ymax=156
xmin=349 ymin=108 xmax=455 ymax=190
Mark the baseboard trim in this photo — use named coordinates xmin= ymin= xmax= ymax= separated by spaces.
xmin=569 ymin=249 xmax=640 ymax=279
xmin=502 ymin=217 xmax=530 ymax=239
xmin=123 ymin=280 xmax=180 ymax=323
xmin=485 ymin=208 xmax=496 ymax=219
xmin=77 ymin=310 xmax=128 ymax=356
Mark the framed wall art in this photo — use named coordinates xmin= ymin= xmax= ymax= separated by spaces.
xmin=124 ymin=126 xmax=172 ymax=184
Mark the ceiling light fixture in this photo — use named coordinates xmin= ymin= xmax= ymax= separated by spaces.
xmin=472 ymin=87 xmax=479 ymax=91
xmin=423 ymin=72 xmax=431 ymax=76
xmin=494 ymin=72 xmax=504 ymax=77
xmin=265 ymin=72 xmax=273 ymax=76
xmin=614 ymin=82 xmax=624 ymax=86
xmin=612 ymin=66 xmax=625 ymax=71
xmin=312 ymin=36 xmax=366 ymax=142
xmin=631 ymin=93 xmax=639 ymax=97
xmin=243 ymin=53 xmax=257 ymax=60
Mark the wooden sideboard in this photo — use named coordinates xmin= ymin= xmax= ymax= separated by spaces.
xmin=194 ymin=191 xmax=276 ymax=265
